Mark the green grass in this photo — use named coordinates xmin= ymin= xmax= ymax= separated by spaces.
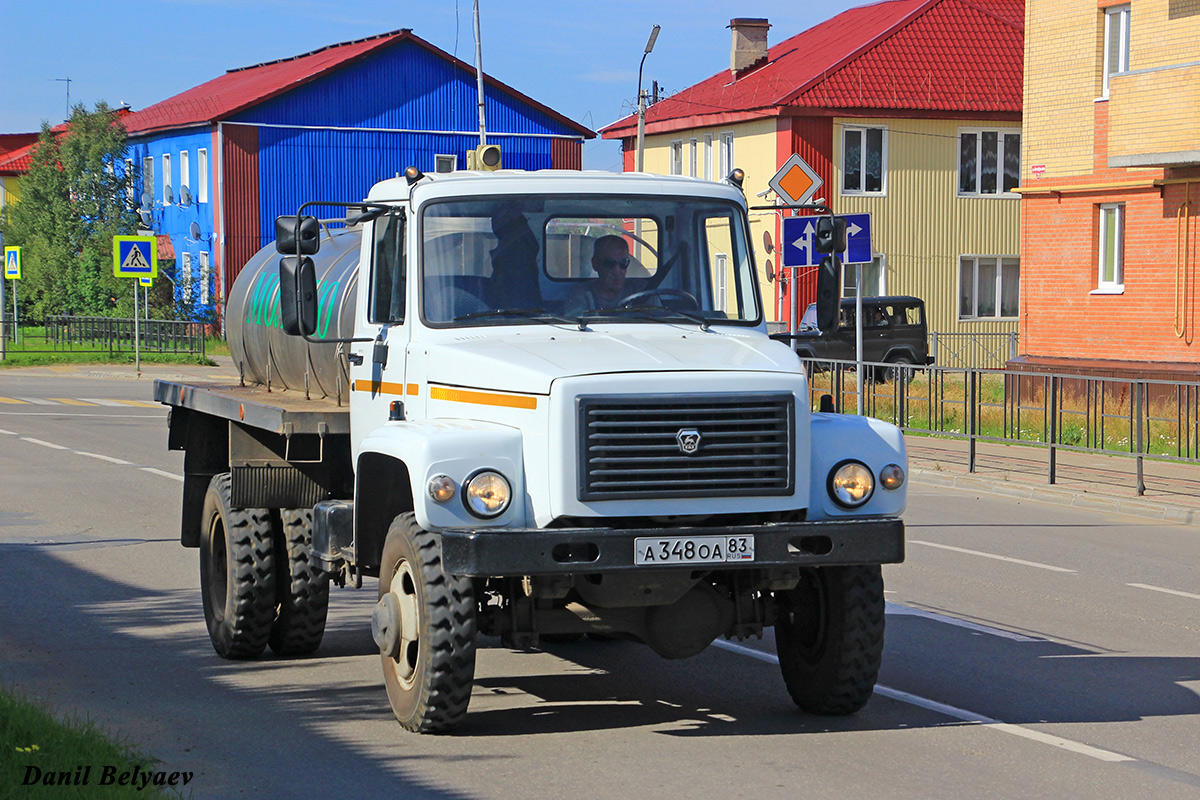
xmin=0 ymin=330 xmax=215 ymax=368
xmin=1 ymin=687 xmax=190 ymax=798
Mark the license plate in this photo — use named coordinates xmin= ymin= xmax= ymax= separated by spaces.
xmin=634 ymin=535 xmax=755 ymax=566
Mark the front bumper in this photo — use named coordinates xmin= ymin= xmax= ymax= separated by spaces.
xmin=439 ymin=518 xmax=904 ymax=577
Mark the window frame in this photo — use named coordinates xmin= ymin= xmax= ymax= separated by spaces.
xmin=841 ymin=254 xmax=887 ymax=298
xmin=718 ymin=132 xmax=734 ymax=180
xmin=841 ymin=125 xmax=888 ymax=196
xmin=1102 ymin=5 xmax=1131 ymax=99
xmin=669 ymin=140 xmax=683 ymax=175
xmin=161 ymin=154 xmax=172 ymax=204
xmin=688 ymin=138 xmax=697 ymax=177
xmin=1096 ymin=203 xmax=1125 ymax=293
xmin=179 ymin=150 xmax=190 ymax=204
xmin=958 ymin=127 xmax=1022 ymax=197
xmin=197 ymin=149 xmax=209 ymax=203
xmin=703 ymin=133 xmax=713 ymax=181
xmin=958 ymin=254 xmax=1021 ymax=320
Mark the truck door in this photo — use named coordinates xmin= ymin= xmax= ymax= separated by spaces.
xmin=349 ymin=211 xmax=409 ymax=459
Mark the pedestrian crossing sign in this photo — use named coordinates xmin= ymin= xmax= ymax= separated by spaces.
xmin=4 ymin=246 xmax=19 ymax=279
xmin=113 ymin=235 xmax=157 ymax=278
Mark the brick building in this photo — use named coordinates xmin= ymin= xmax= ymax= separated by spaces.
xmin=1016 ymin=0 xmax=1200 ymax=376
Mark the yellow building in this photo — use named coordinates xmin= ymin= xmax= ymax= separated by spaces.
xmin=0 ymin=133 xmax=38 ymax=216
xmin=602 ymin=1 xmax=1025 ymax=356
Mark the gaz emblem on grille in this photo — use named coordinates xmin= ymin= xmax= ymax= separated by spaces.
xmin=676 ymin=428 xmax=702 ymax=455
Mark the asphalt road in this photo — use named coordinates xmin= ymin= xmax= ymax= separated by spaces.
xmin=1 ymin=372 xmax=1198 ymax=799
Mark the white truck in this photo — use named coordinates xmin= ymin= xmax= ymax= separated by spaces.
xmin=155 ymin=167 xmax=906 ymax=733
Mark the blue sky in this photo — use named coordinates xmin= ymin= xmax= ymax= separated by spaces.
xmin=0 ymin=1 xmax=864 ymax=170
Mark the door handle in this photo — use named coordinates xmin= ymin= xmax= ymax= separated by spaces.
xmin=346 ymin=352 xmax=364 ymax=366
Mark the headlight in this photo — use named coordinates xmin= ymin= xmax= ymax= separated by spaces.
xmin=880 ymin=464 xmax=905 ymax=490
xmin=828 ymin=461 xmax=874 ymax=508
xmin=463 ymin=470 xmax=511 ymax=518
xmin=427 ymin=474 xmax=457 ymax=503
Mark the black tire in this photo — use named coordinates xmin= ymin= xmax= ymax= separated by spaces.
xmin=775 ymin=565 xmax=885 ymax=715
xmin=199 ymin=473 xmax=276 ymax=659
xmin=269 ymin=508 xmax=330 ymax=656
xmin=885 ymin=356 xmax=915 ymax=385
xmin=376 ymin=512 xmax=476 ymax=733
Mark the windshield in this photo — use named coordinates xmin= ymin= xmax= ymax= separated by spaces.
xmin=420 ymin=194 xmax=760 ymax=326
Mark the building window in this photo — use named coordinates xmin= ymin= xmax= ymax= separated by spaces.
xmin=703 ymin=133 xmax=713 ymax=180
xmin=1097 ymin=204 xmax=1125 ymax=291
xmin=718 ymin=132 xmax=734 ymax=179
xmin=1103 ymin=5 xmax=1131 ymax=98
xmin=161 ymin=154 xmax=172 ymax=204
xmin=669 ymin=140 xmax=683 ymax=175
xmin=199 ymin=251 xmax=211 ymax=305
xmin=959 ymin=256 xmax=1020 ymax=319
xmin=688 ymin=138 xmax=697 ymax=177
xmin=842 ymin=126 xmax=887 ymax=195
xmin=180 ymin=251 xmax=192 ymax=304
xmin=197 ymin=149 xmax=208 ymax=203
xmin=435 ymin=154 xmax=457 ymax=173
xmin=959 ymin=129 xmax=1021 ymax=196
xmin=179 ymin=150 xmax=190 ymax=204
xmin=142 ymin=157 xmax=154 ymax=203
xmin=124 ymin=159 xmax=135 ymax=203
xmin=842 ymin=254 xmax=886 ymax=297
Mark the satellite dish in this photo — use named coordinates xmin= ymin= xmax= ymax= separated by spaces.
xmin=765 ymin=258 xmax=774 ymax=283
xmin=140 ymin=191 xmax=153 ymax=210
xmin=164 ymin=184 xmax=174 ymax=204
xmin=189 ymin=222 xmax=202 ymax=240
xmin=139 ymin=209 xmax=153 ymax=227
xmin=179 ymin=186 xmax=191 ymax=206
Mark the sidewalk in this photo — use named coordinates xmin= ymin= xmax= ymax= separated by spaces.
xmin=905 ymin=434 xmax=1200 ymax=525
xmin=5 ymin=357 xmax=1197 ymax=525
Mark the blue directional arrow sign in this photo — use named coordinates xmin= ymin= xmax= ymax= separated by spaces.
xmin=781 ymin=216 xmax=819 ymax=268
xmin=841 ymin=213 xmax=873 ymax=264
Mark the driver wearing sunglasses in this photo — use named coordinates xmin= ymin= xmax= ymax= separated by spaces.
xmin=564 ymin=235 xmax=632 ymax=316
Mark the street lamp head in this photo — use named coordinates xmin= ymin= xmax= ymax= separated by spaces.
xmin=644 ymin=24 xmax=660 ymax=54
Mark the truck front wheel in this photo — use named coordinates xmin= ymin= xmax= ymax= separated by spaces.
xmin=268 ymin=508 xmax=330 ymax=656
xmin=199 ymin=473 xmax=276 ymax=659
xmin=775 ymin=565 xmax=884 ymax=715
xmin=374 ymin=512 xmax=476 ymax=733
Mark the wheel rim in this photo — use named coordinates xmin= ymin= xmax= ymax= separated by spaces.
xmin=206 ymin=515 xmax=228 ymax=623
xmin=383 ymin=558 xmax=421 ymax=689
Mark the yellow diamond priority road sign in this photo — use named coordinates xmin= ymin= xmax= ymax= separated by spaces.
xmin=768 ymin=153 xmax=824 ymax=206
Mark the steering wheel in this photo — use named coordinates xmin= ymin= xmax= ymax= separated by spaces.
xmin=618 ymin=288 xmax=700 ymax=310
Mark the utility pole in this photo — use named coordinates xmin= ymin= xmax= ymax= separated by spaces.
xmin=52 ymin=77 xmax=72 ymax=119
xmin=473 ymin=0 xmax=487 ymax=146
xmin=635 ymin=25 xmax=660 ymax=173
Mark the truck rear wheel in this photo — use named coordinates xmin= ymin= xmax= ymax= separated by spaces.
xmin=269 ymin=508 xmax=330 ymax=656
xmin=775 ymin=565 xmax=884 ymax=715
xmin=199 ymin=473 xmax=276 ymax=659
xmin=374 ymin=512 xmax=476 ymax=733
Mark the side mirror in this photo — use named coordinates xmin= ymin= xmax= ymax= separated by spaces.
xmin=279 ymin=256 xmax=318 ymax=337
xmin=815 ymin=216 xmax=847 ymax=255
xmin=275 ymin=216 xmax=320 ymax=255
xmin=815 ymin=255 xmax=841 ymax=335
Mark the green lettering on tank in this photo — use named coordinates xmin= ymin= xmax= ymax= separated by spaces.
xmin=316 ymin=281 xmax=339 ymax=338
xmin=246 ymin=271 xmax=337 ymax=334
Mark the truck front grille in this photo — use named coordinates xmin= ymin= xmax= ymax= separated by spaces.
xmin=577 ymin=393 xmax=795 ymax=501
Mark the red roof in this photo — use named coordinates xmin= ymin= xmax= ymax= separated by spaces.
xmin=0 ymin=112 xmax=131 ymax=176
xmin=602 ymin=0 xmax=1023 ymax=138
xmin=125 ymin=29 xmax=593 ymax=138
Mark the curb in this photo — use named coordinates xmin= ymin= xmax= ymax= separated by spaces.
xmin=910 ymin=468 xmax=1199 ymax=525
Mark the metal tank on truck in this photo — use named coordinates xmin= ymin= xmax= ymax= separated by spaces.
xmin=225 ymin=225 xmax=361 ymax=399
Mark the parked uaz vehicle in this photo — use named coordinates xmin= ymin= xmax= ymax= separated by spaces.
xmin=155 ymin=161 xmax=907 ymax=733
xmin=773 ymin=296 xmax=933 ymax=382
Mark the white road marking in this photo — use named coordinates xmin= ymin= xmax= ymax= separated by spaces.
xmin=0 ymin=428 xmax=16 ymax=435
xmin=712 ymin=640 xmax=1135 ymax=764
xmin=140 ymin=467 xmax=183 ymax=482
xmin=21 ymin=437 xmax=69 ymax=450
xmin=885 ymin=602 xmax=1042 ymax=642
xmin=0 ymin=412 xmax=162 ymax=419
xmin=79 ymin=398 xmax=128 ymax=407
xmin=909 ymin=540 xmax=1076 ymax=573
xmin=16 ymin=397 xmax=56 ymax=405
xmin=77 ymin=451 xmax=133 ymax=465
xmin=1128 ymin=583 xmax=1200 ymax=601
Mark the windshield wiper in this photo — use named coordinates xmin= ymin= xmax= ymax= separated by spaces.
xmin=453 ymin=307 xmax=588 ymax=329
xmin=582 ymin=305 xmax=711 ymax=332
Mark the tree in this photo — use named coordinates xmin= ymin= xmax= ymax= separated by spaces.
xmin=0 ymin=102 xmax=141 ymax=319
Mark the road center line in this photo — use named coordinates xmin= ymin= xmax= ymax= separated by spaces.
xmin=711 ymin=640 xmax=1135 ymax=764
xmin=1127 ymin=582 xmax=1200 ymax=601
xmin=5 ymin=430 xmax=182 ymax=481
xmin=909 ymin=540 xmax=1076 ymax=573
xmin=21 ymin=437 xmax=69 ymax=450
xmin=140 ymin=467 xmax=184 ymax=482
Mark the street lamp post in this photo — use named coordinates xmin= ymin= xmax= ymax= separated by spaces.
xmin=635 ymin=24 xmax=660 ymax=173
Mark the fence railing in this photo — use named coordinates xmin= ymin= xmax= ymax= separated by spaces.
xmin=806 ymin=358 xmax=1200 ymax=494
xmin=0 ymin=317 xmax=206 ymax=357
xmin=928 ymin=331 xmax=1018 ymax=369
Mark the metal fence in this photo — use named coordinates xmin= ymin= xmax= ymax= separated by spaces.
xmin=0 ymin=316 xmax=206 ymax=357
xmin=928 ymin=331 xmax=1018 ymax=369
xmin=807 ymin=359 xmax=1200 ymax=494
